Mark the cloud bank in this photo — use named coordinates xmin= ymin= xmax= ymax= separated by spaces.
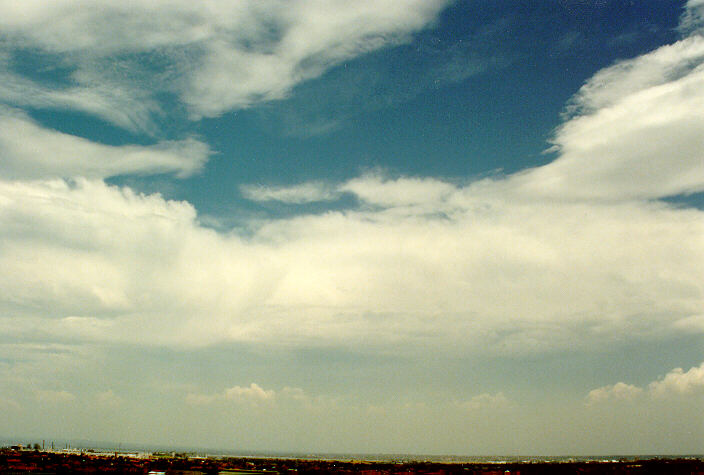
xmin=1 ymin=167 xmax=702 ymax=354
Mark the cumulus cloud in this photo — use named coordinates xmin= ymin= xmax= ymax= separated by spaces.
xmin=0 ymin=0 xmax=449 ymax=124
xmin=225 ymin=383 xmax=276 ymax=403
xmin=586 ymin=361 xmax=704 ymax=404
xmin=586 ymin=382 xmax=643 ymax=405
xmin=186 ymin=383 xmax=304 ymax=406
xmin=0 ymin=173 xmax=703 ymax=353
xmin=648 ymin=362 xmax=704 ymax=397
xmin=0 ymin=109 xmax=209 ymax=179
xmin=515 ymin=35 xmax=704 ymax=200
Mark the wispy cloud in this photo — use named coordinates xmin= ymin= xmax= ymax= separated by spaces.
xmin=0 ymin=0 xmax=449 ymax=128
xmin=255 ymin=24 xmax=513 ymax=137
xmin=519 ymin=35 xmax=704 ymax=200
xmin=0 ymin=109 xmax=210 ymax=179
xmin=0 ymin=69 xmax=158 ymax=133
xmin=680 ymin=0 xmax=704 ymax=34
xmin=240 ymin=182 xmax=339 ymax=204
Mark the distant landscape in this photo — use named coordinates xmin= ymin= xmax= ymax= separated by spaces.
xmin=2 ymin=443 xmax=703 ymax=474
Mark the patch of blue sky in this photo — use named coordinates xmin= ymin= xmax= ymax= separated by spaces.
xmin=164 ymin=0 xmax=686 ymax=223
xmin=7 ymin=47 xmax=75 ymax=88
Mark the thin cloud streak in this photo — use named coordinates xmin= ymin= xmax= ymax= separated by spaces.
xmin=0 ymin=108 xmax=210 ymax=179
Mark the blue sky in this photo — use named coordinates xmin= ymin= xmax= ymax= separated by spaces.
xmin=1 ymin=0 xmax=703 ymax=455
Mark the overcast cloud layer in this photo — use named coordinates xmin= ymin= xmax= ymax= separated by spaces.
xmin=0 ymin=0 xmax=702 ymax=456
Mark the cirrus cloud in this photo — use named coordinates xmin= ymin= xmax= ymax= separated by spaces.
xmin=0 ymin=108 xmax=210 ymax=179
xmin=0 ymin=0 xmax=450 ymax=124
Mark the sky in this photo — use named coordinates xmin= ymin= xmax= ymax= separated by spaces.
xmin=0 ymin=0 xmax=703 ymax=456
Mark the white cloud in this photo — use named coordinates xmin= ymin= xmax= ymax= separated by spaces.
xmin=340 ymin=174 xmax=457 ymax=208
xmin=0 ymin=109 xmax=209 ymax=179
xmin=586 ymin=382 xmax=643 ymax=405
xmin=516 ymin=35 xmax=704 ymax=200
xmin=182 ymin=0 xmax=449 ymax=117
xmin=586 ymin=361 xmax=704 ymax=404
xmin=225 ymin=383 xmax=275 ymax=403
xmin=0 ymin=0 xmax=449 ymax=124
xmin=1 ymin=6 xmax=704 ymax=357
xmin=456 ymin=392 xmax=510 ymax=411
xmin=0 ymin=175 xmax=702 ymax=354
xmin=239 ymin=173 xmax=459 ymax=206
xmin=186 ymin=383 xmax=305 ymax=406
xmin=648 ymin=362 xmax=704 ymax=397
xmin=0 ymin=69 xmax=158 ymax=133
xmin=241 ymin=182 xmax=339 ymax=204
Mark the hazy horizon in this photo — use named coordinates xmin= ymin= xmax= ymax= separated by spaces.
xmin=3 ymin=437 xmax=703 ymax=460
